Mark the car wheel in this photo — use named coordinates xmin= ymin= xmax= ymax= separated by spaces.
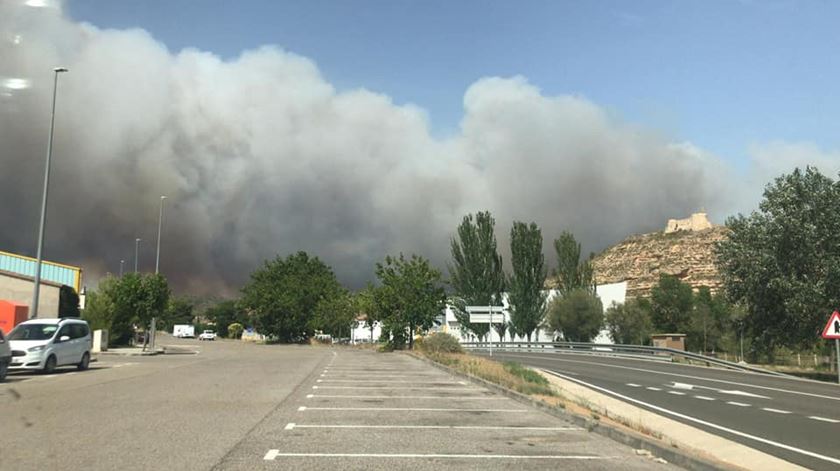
xmin=43 ymin=355 xmax=57 ymax=374
xmin=0 ymin=362 xmax=7 ymax=381
xmin=78 ymin=352 xmax=90 ymax=371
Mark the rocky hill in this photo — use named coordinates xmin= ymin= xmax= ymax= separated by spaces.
xmin=591 ymin=213 xmax=728 ymax=299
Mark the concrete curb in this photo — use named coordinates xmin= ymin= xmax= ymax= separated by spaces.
xmin=407 ymin=352 xmax=738 ymax=471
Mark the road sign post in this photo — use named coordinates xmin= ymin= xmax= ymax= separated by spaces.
xmin=820 ymin=310 xmax=840 ymax=384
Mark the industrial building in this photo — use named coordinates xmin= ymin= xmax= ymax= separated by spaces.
xmin=0 ymin=250 xmax=83 ymax=319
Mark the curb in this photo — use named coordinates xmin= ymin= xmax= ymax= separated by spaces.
xmin=407 ymin=352 xmax=737 ymax=471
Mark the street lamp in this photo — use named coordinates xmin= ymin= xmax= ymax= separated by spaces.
xmin=155 ymin=195 xmax=166 ymax=274
xmin=119 ymin=259 xmax=125 ymax=277
xmin=134 ymin=238 xmax=141 ymax=273
xmin=30 ymin=67 xmax=68 ymax=319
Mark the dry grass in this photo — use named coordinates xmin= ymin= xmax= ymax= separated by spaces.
xmin=422 ymin=352 xmax=557 ymax=397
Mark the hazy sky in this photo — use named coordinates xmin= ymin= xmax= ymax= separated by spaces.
xmin=3 ymin=0 xmax=839 ymax=294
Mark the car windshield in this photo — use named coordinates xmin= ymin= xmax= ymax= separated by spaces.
xmin=8 ymin=324 xmax=58 ymax=341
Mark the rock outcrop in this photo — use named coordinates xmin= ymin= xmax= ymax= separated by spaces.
xmin=591 ymin=214 xmax=728 ymax=298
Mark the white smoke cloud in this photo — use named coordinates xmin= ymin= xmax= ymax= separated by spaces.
xmin=0 ymin=1 xmax=797 ymax=293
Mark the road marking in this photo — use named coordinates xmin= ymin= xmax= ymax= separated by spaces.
xmin=645 ymin=387 xmax=662 ymax=391
xmin=263 ymin=451 xmax=612 ymax=460
xmin=667 ymin=391 xmax=686 ymax=396
xmin=315 ymin=379 xmax=461 ymax=384
xmin=286 ymin=424 xmax=584 ymax=431
xmin=670 ymin=382 xmax=770 ymax=399
xmin=626 ymin=383 xmax=641 ymax=387
xmin=284 ymin=423 xmax=296 ymax=430
xmin=298 ymin=407 xmax=527 ymax=412
xmin=762 ymin=408 xmax=791 ymax=414
xmin=808 ymin=416 xmax=840 ymax=423
xmin=693 ymin=395 xmax=715 ymax=401
xmin=307 ymin=394 xmax=507 ymax=400
xmin=312 ymin=386 xmax=480 ymax=390
xmin=502 ymin=353 xmax=840 ymax=402
xmin=726 ymin=401 xmax=751 ymax=407
xmin=542 ymin=370 xmax=840 ymax=467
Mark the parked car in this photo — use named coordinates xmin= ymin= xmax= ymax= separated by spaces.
xmin=198 ymin=330 xmax=216 ymax=341
xmin=0 ymin=329 xmax=10 ymax=381
xmin=7 ymin=318 xmax=92 ymax=374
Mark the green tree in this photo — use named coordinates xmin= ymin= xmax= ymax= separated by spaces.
xmin=716 ymin=167 xmax=840 ymax=358
xmin=650 ymin=274 xmax=694 ymax=333
xmin=82 ymin=276 xmax=121 ymax=338
xmin=161 ymin=297 xmax=195 ymax=332
xmin=605 ymin=298 xmax=653 ymax=345
xmin=375 ymin=254 xmax=446 ymax=350
xmin=241 ymin=252 xmax=344 ymax=343
xmin=547 ymin=289 xmax=603 ymax=342
xmin=59 ymin=285 xmax=80 ymax=318
xmin=553 ymin=231 xmax=595 ymax=295
xmin=205 ymin=300 xmax=246 ymax=338
xmin=689 ymin=287 xmax=732 ymax=353
xmin=313 ymin=289 xmax=356 ymax=339
xmin=82 ymin=274 xmax=170 ymax=346
xmin=227 ymin=322 xmax=244 ymax=339
xmin=448 ymin=211 xmax=506 ymax=340
xmin=354 ymin=284 xmax=380 ymax=342
xmin=508 ymin=221 xmax=547 ymax=342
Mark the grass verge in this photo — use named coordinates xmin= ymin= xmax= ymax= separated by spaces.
xmin=421 ymin=351 xmax=557 ymax=397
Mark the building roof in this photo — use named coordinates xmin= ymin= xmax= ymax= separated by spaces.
xmin=0 ymin=250 xmax=81 ymax=291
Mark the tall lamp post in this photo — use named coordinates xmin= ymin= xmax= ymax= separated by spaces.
xmin=134 ymin=238 xmax=141 ymax=273
xmin=31 ymin=67 xmax=69 ymax=319
xmin=119 ymin=259 xmax=125 ymax=277
xmin=151 ymin=195 xmax=166 ymax=350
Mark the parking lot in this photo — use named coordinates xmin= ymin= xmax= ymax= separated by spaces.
xmin=215 ymin=349 xmax=675 ymax=470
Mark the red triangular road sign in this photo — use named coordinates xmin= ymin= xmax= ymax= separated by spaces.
xmin=821 ymin=311 xmax=840 ymax=339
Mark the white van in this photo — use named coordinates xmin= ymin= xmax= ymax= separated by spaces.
xmin=7 ymin=318 xmax=92 ymax=374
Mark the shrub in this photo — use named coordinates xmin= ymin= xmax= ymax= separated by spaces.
xmin=228 ymin=322 xmax=244 ymax=339
xmin=503 ymin=361 xmax=549 ymax=386
xmin=419 ymin=332 xmax=463 ymax=354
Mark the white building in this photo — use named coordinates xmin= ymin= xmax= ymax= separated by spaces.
xmin=350 ymin=315 xmax=382 ymax=344
xmin=437 ymin=281 xmax=628 ymax=344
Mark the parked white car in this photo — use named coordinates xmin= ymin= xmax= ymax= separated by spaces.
xmin=0 ymin=329 xmax=11 ymax=381
xmin=7 ymin=318 xmax=92 ymax=374
xmin=198 ymin=330 xmax=216 ymax=341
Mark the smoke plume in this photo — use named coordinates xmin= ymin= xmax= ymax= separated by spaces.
xmin=1 ymin=1 xmax=738 ymax=294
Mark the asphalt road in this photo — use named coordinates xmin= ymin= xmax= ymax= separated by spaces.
xmin=479 ymin=350 xmax=840 ymax=471
xmin=0 ymin=338 xmax=677 ymax=471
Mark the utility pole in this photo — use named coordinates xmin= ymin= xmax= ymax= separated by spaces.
xmin=119 ymin=260 xmax=124 ymax=277
xmin=30 ymin=67 xmax=68 ymax=318
xmin=134 ymin=238 xmax=141 ymax=273
xmin=151 ymin=196 xmax=166 ymax=351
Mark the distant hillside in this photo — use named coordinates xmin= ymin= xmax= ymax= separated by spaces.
xmin=590 ymin=213 xmax=728 ymax=299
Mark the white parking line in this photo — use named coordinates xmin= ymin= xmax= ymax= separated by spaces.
xmin=306 ymin=394 xmax=507 ymax=400
xmin=542 ymin=370 xmax=840 ymax=467
xmin=312 ymin=386 xmax=480 ymax=390
xmin=645 ymin=387 xmax=662 ymax=391
xmin=263 ymin=451 xmax=612 ymax=460
xmin=284 ymin=424 xmax=584 ymax=431
xmin=667 ymin=391 xmax=685 ymax=396
xmin=693 ymin=395 xmax=715 ymax=401
xmin=762 ymin=408 xmax=791 ymax=414
xmin=315 ymin=379 xmax=461 ymax=384
xmin=726 ymin=402 xmax=751 ymax=407
xmin=808 ymin=416 xmax=840 ymax=423
xmin=626 ymin=383 xmax=641 ymax=387
xmin=298 ymin=406 xmax=528 ymax=412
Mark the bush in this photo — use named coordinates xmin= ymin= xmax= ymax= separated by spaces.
xmin=228 ymin=322 xmax=244 ymax=339
xmin=419 ymin=332 xmax=463 ymax=354
xmin=503 ymin=361 xmax=549 ymax=386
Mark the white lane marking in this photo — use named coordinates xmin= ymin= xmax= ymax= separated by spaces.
xmin=308 ymin=394 xmax=507 ymax=400
xmin=263 ymin=451 xmax=611 ymax=460
xmin=299 ymin=407 xmax=527 ymax=412
xmin=669 ymin=382 xmax=769 ymax=399
xmin=542 ymin=370 xmax=840 ymax=466
xmin=645 ymin=387 xmax=662 ymax=391
xmin=808 ymin=416 xmax=840 ymax=423
xmin=297 ymin=406 xmax=306 ymax=411
xmin=316 ymin=379 xmax=461 ymax=384
xmin=667 ymin=391 xmax=686 ymax=396
xmin=726 ymin=402 xmax=750 ymax=407
xmin=762 ymin=408 xmax=791 ymax=414
xmin=693 ymin=395 xmax=715 ymax=401
xmin=504 ymin=353 xmax=840 ymax=402
xmin=289 ymin=424 xmax=584 ymax=431
xmin=626 ymin=383 xmax=641 ymax=387
xmin=718 ymin=389 xmax=769 ymax=398
xmin=672 ymin=382 xmax=694 ymax=390
xmin=284 ymin=423 xmax=296 ymax=430
xmin=312 ymin=386 xmax=480 ymax=390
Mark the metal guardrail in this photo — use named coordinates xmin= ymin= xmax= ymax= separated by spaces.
xmin=460 ymin=341 xmax=791 ymax=377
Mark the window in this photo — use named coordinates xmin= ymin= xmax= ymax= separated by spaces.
xmin=8 ymin=324 xmax=58 ymax=341
xmin=57 ymin=325 xmax=72 ymax=340
xmin=70 ymin=324 xmax=89 ymax=339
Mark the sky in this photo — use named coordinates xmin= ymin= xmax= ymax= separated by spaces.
xmin=2 ymin=0 xmax=840 ymax=294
